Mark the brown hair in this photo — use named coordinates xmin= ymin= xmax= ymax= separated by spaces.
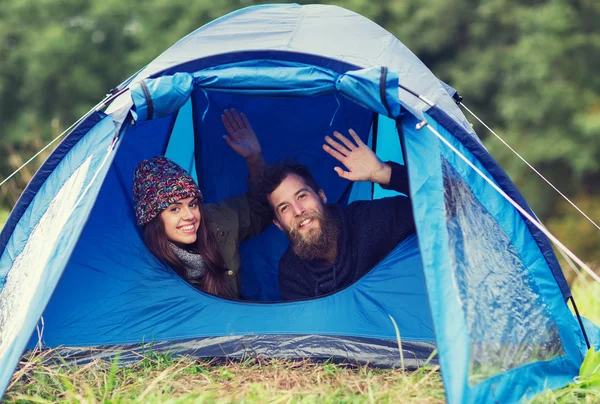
xmin=142 ymin=203 xmax=233 ymax=298
xmin=262 ymin=161 xmax=321 ymax=198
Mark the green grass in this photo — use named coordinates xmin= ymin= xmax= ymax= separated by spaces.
xmin=4 ymin=353 xmax=445 ymax=403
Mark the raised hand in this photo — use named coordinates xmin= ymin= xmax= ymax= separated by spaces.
xmin=322 ymin=129 xmax=391 ymax=186
xmin=221 ymin=109 xmax=262 ymax=160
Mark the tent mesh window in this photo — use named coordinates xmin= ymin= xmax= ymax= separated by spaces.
xmin=441 ymin=158 xmax=565 ymax=385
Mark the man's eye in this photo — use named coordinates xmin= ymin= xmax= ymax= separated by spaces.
xmin=280 ymin=205 xmax=288 ymax=213
xmin=298 ymin=193 xmax=307 ymax=200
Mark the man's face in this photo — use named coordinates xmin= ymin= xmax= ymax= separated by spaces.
xmin=268 ymin=174 xmax=340 ymax=262
xmin=267 ymin=174 xmax=327 ymax=241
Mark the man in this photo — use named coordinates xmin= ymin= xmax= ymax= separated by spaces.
xmin=263 ymin=129 xmax=416 ymax=301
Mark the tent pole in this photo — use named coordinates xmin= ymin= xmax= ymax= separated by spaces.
xmin=569 ymin=296 xmax=591 ymax=350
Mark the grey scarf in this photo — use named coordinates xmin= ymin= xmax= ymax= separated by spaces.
xmin=169 ymin=242 xmax=207 ymax=280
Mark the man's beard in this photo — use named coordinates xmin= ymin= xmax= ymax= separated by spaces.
xmin=286 ymin=206 xmax=339 ymax=262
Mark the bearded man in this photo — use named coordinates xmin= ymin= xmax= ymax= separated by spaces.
xmin=263 ymin=129 xmax=416 ymax=301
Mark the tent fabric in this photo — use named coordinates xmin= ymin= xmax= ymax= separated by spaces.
xmin=0 ymin=112 xmax=105 ymax=256
xmin=31 ymin=233 xmax=432 ymax=346
xmin=427 ymin=106 xmax=570 ymax=298
xmin=119 ymin=4 xmax=475 ymax=138
xmin=131 ymin=63 xmax=401 ymax=122
xmin=131 ymin=73 xmax=194 ymax=121
xmin=0 ymin=4 xmax=597 ymax=404
xmin=404 ymin=111 xmax=584 ymax=403
xmin=49 ymin=336 xmax=436 ymax=369
xmin=0 ymin=112 xmax=128 ymax=394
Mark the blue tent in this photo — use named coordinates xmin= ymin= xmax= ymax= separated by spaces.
xmin=0 ymin=4 xmax=598 ymax=403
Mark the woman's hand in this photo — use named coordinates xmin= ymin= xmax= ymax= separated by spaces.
xmin=221 ymin=109 xmax=262 ymax=160
xmin=322 ymin=129 xmax=391 ymax=186
xmin=221 ymin=109 xmax=265 ymax=180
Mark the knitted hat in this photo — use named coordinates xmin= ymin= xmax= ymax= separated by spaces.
xmin=133 ymin=156 xmax=202 ymax=226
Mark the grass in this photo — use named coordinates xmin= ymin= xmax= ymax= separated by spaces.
xmin=4 ymin=353 xmax=445 ymax=403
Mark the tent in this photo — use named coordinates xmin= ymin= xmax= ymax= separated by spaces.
xmin=1 ymin=4 xmax=598 ymax=403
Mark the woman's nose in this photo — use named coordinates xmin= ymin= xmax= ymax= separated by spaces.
xmin=182 ymin=207 xmax=195 ymax=220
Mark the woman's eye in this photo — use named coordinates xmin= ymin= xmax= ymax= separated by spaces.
xmin=170 ymin=207 xmax=179 ymax=212
xmin=190 ymin=201 xmax=198 ymax=208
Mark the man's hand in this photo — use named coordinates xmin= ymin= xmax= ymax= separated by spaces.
xmin=221 ymin=109 xmax=262 ymax=160
xmin=323 ymin=129 xmax=391 ymax=186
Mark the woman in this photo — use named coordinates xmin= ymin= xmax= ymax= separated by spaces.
xmin=132 ymin=109 xmax=270 ymax=299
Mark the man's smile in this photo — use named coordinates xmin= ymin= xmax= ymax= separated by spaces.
xmin=298 ymin=218 xmax=314 ymax=229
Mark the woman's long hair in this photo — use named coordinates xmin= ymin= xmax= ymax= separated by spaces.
xmin=142 ymin=204 xmax=233 ymax=298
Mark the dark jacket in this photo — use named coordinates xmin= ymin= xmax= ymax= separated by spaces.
xmin=204 ymin=179 xmax=271 ymax=297
xmin=278 ymin=162 xmax=415 ymax=301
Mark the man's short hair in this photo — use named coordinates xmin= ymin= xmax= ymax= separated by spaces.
xmin=262 ymin=161 xmax=321 ymax=199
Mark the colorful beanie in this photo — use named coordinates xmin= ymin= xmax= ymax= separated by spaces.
xmin=132 ymin=156 xmax=202 ymax=226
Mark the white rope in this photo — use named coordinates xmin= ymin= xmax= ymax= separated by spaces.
xmin=0 ymin=98 xmax=109 ymax=189
xmin=459 ymin=102 xmax=600 ymax=232
xmin=556 ymin=245 xmax=583 ymax=278
xmin=423 ymin=122 xmax=600 ymax=285
xmin=532 ymin=212 xmax=583 ymax=278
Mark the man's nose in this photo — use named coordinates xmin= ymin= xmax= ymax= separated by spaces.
xmin=292 ymin=203 xmax=305 ymax=216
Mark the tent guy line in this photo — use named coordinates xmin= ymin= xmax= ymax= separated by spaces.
xmin=422 ymin=120 xmax=600 ymax=286
xmin=458 ymin=102 xmax=594 ymax=279
xmin=397 ymin=81 xmax=596 ymax=282
xmin=0 ymin=96 xmax=113 ymax=190
xmin=460 ymin=102 xmax=600 ymax=233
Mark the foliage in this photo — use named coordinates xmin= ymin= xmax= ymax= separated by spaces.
xmin=548 ymin=195 xmax=600 ymax=263
xmin=0 ymin=208 xmax=8 ymax=229
xmin=530 ymin=347 xmax=600 ymax=403
xmin=386 ymin=1 xmax=600 ymax=221
xmin=0 ymin=0 xmax=286 ymax=208
xmin=577 ymin=348 xmax=600 ymax=389
xmin=571 ymin=275 xmax=600 ymax=325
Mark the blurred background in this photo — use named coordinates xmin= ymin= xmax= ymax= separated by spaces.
xmin=1 ymin=0 xmax=599 ymax=284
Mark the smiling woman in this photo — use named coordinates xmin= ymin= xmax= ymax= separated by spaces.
xmin=132 ymin=109 xmax=272 ymax=299
xmin=160 ymin=197 xmax=201 ymax=246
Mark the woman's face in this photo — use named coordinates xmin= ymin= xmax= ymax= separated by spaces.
xmin=160 ymin=196 xmax=201 ymax=245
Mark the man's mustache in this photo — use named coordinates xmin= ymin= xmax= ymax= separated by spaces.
xmin=288 ymin=210 xmax=325 ymax=237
